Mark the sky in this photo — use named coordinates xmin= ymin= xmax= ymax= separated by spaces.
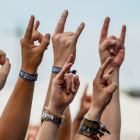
xmin=0 ymin=0 xmax=140 ymax=90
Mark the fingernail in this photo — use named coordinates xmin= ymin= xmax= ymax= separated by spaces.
xmin=46 ymin=33 xmax=51 ymax=39
xmin=81 ymin=22 xmax=85 ymax=27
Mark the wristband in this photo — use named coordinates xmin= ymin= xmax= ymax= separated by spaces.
xmin=52 ymin=66 xmax=62 ymax=74
xmin=41 ymin=112 xmax=63 ymax=126
xmin=78 ymin=118 xmax=110 ymax=138
xmin=19 ymin=70 xmax=38 ymax=81
xmin=45 ymin=106 xmax=65 ymax=120
xmin=52 ymin=66 xmax=76 ymax=74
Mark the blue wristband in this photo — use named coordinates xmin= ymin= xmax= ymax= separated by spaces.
xmin=19 ymin=70 xmax=38 ymax=81
xmin=52 ymin=66 xmax=62 ymax=74
xmin=52 ymin=66 xmax=76 ymax=74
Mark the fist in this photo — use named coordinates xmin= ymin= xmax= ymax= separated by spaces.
xmin=0 ymin=50 xmax=11 ymax=90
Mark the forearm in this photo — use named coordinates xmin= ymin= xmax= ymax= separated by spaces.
xmin=74 ymin=107 xmax=102 ymax=140
xmin=43 ymin=74 xmax=71 ymax=140
xmin=0 ymin=77 xmax=35 ymax=140
xmin=101 ymin=68 xmax=120 ymax=140
xmin=36 ymin=121 xmax=59 ymax=140
xmin=71 ymin=113 xmax=83 ymax=139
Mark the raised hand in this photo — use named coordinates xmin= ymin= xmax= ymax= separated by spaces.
xmin=0 ymin=50 xmax=11 ymax=90
xmin=20 ymin=16 xmax=50 ymax=74
xmin=49 ymin=55 xmax=80 ymax=114
xmin=78 ymin=85 xmax=92 ymax=117
xmin=99 ymin=17 xmax=126 ymax=68
xmin=52 ymin=10 xmax=85 ymax=67
xmin=92 ymin=57 xmax=118 ymax=112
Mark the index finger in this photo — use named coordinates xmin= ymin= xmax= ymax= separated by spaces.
xmin=56 ymin=55 xmax=73 ymax=79
xmin=24 ymin=15 xmax=35 ymax=39
xmin=96 ymin=57 xmax=112 ymax=79
xmin=99 ymin=17 xmax=110 ymax=44
xmin=120 ymin=25 xmax=126 ymax=45
xmin=54 ymin=10 xmax=68 ymax=34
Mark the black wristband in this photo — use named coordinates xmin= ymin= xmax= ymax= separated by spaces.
xmin=19 ymin=70 xmax=38 ymax=81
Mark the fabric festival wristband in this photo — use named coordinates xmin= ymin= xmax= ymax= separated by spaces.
xmin=19 ymin=70 xmax=38 ymax=81
xmin=78 ymin=118 xmax=110 ymax=138
xmin=52 ymin=66 xmax=76 ymax=74
xmin=41 ymin=112 xmax=63 ymax=126
xmin=52 ymin=66 xmax=62 ymax=73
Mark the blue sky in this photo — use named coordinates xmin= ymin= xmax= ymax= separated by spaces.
xmin=0 ymin=0 xmax=140 ymax=89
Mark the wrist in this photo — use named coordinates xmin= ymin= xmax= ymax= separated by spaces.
xmin=21 ymin=65 xmax=37 ymax=74
xmin=85 ymin=106 xmax=103 ymax=121
xmin=53 ymin=60 xmax=65 ymax=68
xmin=48 ymin=103 xmax=65 ymax=115
xmin=76 ymin=112 xmax=84 ymax=121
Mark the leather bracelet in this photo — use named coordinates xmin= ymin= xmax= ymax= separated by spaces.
xmin=19 ymin=70 xmax=38 ymax=81
xmin=78 ymin=118 xmax=110 ymax=138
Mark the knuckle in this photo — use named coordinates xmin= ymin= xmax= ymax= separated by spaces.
xmin=65 ymin=40 xmax=72 ymax=46
xmin=52 ymin=34 xmax=60 ymax=42
xmin=20 ymin=39 xmax=25 ymax=45
xmin=59 ymin=37 xmax=66 ymax=43
xmin=93 ymin=80 xmax=97 ymax=86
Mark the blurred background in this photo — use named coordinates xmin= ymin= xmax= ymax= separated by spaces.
xmin=0 ymin=0 xmax=140 ymax=139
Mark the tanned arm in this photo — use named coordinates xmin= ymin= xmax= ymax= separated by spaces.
xmin=0 ymin=16 xmax=50 ymax=140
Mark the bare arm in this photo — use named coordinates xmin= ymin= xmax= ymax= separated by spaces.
xmin=75 ymin=58 xmax=118 ymax=140
xmin=0 ymin=16 xmax=50 ymax=140
xmin=98 ymin=17 xmax=126 ymax=140
xmin=71 ymin=85 xmax=91 ymax=139
xmin=37 ymin=55 xmax=80 ymax=140
xmin=43 ymin=10 xmax=84 ymax=140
